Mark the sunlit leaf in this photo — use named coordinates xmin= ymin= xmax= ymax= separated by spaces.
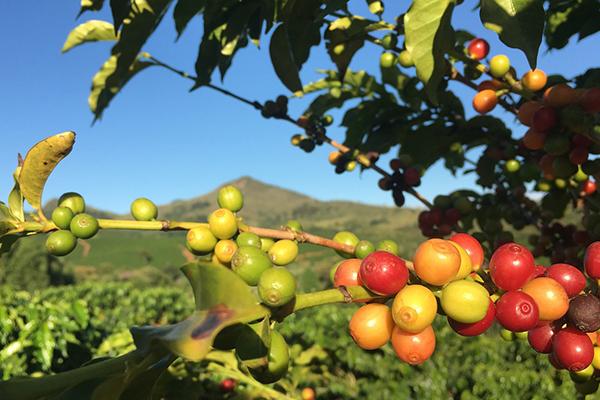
xmin=110 ymin=0 xmax=132 ymax=32
xmin=79 ymin=0 xmax=105 ymax=14
xmin=480 ymin=0 xmax=544 ymax=68
xmin=62 ymin=20 xmax=118 ymax=53
xmin=18 ymin=132 xmax=76 ymax=212
xmin=325 ymin=17 xmax=370 ymax=81
xmin=404 ymin=0 xmax=455 ymax=104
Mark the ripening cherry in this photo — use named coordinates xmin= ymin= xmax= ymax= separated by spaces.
xmin=522 ymin=69 xmax=547 ymax=92
xmin=448 ymin=241 xmax=473 ymax=280
xmin=552 ymin=327 xmax=594 ymax=372
xmin=413 ymin=239 xmax=461 ymax=286
xmin=518 ymin=101 xmax=543 ymax=126
xmin=521 ymin=277 xmax=569 ymax=322
xmin=348 ymin=303 xmax=394 ymax=350
xmin=334 ymin=259 xmax=362 ymax=287
xmin=391 ymin=325 xmax=436 ymax=365
xmin=528 ymin=322 xmax=561 ymax=353
xmin=449 ymin=233 xmax=484 ymax=271
xmin=584 ymin=242 xmax=600 ymax=279
xmin=301 ymin=388 xmax=316 ymax=400
xmin=532 ymin=106 xmax=558 ymax=132
xmin=477 ymin=79 xmax=504 ymax=92
xmin=522 ymin=129 xmax=546 ymax=150
xmin=489 ymin=243 xmax=535 ymax=291
xmin=489 ymin=54 xmax=510 ymax=78
xmin=441 ymin=280 xmax=490 ymax=323
xmin=569 ymin=147 xmax=589 ymax=165
xmin=582 ymin=180 xmax=597 ymax=195
xmin=392 ymin=285 xmax=437 ymax=333
xmin=359 ymin=251 xmax=409 ymax=296
xmin=545 ymin=263 xmax=587 ymax=297
xmin=544 ymin=83 xmax=579 ymax=108
xmin=495 ymin=291 xmax=539 ymax=332
xmin=531 ymin=265 xmax=546 ymax=279
xmin=580 ymin=88 xmax=600 ymax=113
xmin=473 ymin=90 xmax=498 ymax=114
xmin=448 ymin=299 xmax=496 ymax=336
xmin=467 ymin=38 xmax=490 ymax=60
xmin=549 ymin=352 xmax=565 ymax=370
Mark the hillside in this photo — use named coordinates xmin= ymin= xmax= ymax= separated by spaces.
xmin=43 ymin=177 xmax=423 ymax=287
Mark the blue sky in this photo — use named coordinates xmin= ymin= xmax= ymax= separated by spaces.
xmin=0 ymin=1 xmax=598 ymax=213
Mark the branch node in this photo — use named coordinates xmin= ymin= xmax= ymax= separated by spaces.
xmin=338 ymin=286 xmax=353 ymax=303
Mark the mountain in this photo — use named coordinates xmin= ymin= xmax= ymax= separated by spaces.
xmin=43 ymin=177 xmax=424 ymax=288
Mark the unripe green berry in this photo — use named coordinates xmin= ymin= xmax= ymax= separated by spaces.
xmin=286 ymin=220 xmax=303 ymax=232
xmin=187 ymin=226 xmax=217 ymax=255
xmin=505 ymin=159 xmax=520 ymax=173
xmin=258 ymin=267 xmax=297 ymax=307
xmin=355 ymin=240 xmax=375 ymax=258
xmin=130 ymin=197 xmax=158 ymax=221
xmin=260 ymin=237 xmax=275 ymax=252
xmin=51 ymin=206 xmax=73 ymax=230
xmin=333 ymin=231 xmax=360 ymax=258
xmin=231 ymin=246 xmax=272 ymax=285
xmin=217 ymin=185 xmax=244 ymax=212
xmin=208 ymin=208 xmax=238 ymax=239
xmin=489 ymin=55 xmax=510 ymax=78
xmin=70 ymin=213 xmax=99 ymax=239
xmin=398 ymin=50 xmax=414 ymax=67
xmin=46 ymin=230 xmax=77 ymax=256
xmin=236 ymin=232 xmax=261 ymax=248
xmin=58 ymin=192 xmax=85 ymax=214
xmin=380 ymin=52 xmax=396 ymax=68
xmin=268 ymin=239 xmax=299 ymax=266
xmin=376 ymin=239 xmax=399 ymax=255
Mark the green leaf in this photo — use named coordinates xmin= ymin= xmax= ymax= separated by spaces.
xmin=18 ymin=132 xmax=76 ymax=211
xmin=404 ymin=0 xmax=454 ymax=104
xmin=480 ymin=0 xmax=544 ymax=68
xmin=62 ymin=20 xmax=118 ymax=53
xmin=325 ymin=17 xmax=370 ymax=82
xmin=89 ymin=55 xmax=154 ymax=119
xmin=109 ymin=0 xmax=131 ymax=32
xmin=269 ymin=24 xmax=303 ymax=94
xmin=173 ymin=0 xmax=207 ymax=37
xmin=8 ymin=168 xmax=24 ymax=222
xmin=89 ymin=0 xmax=171 ymax=118
xmin=180 ymin=261 xmax=262 ymax=311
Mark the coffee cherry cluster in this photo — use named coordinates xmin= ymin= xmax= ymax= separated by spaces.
xmin=417 ymin=193 xmax=473 ymax=238
xmin=377 ymin=156 xmax=422 ymax=207
xmin=46 ymin=192 xmax=100 ymax=256
xmin=338 ymin=234 xmax=491 ymax=365
xmin=338 ymin=231 xmax=600 ymax=390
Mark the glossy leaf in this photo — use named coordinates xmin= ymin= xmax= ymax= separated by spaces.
xmin=110 ymin=0 xmax=131 ymax=33
xmin=62 ymin=20 xmax=118 ymax=53
xmin=269 ymin=24 xmax=303 ymax=94
xmin=480 ymin=0 xmax=544 ymax=68
xmin=180 ymin=261 xmax=262 ymax=311
xmin=325 ymin=17 xmax=371 ymax=81
xmin=173 ymin=0 xmax=207 ymax=36
xmin=545 ymin=0 xmax=600 ymax=49
xmin=18 ymin=132 xmax=76 ymax=212
xmin=404 ymin=0 xmax=455 ymax=103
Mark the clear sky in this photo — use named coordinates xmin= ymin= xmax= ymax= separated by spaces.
xmin=0 ymin=1 xmax=598 ymax=213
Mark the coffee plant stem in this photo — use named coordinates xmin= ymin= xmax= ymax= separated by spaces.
xmin=293 ymin=286 xmax=384 ymax=312
xmin=207 ymin=363 xmax=293 ymax=400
